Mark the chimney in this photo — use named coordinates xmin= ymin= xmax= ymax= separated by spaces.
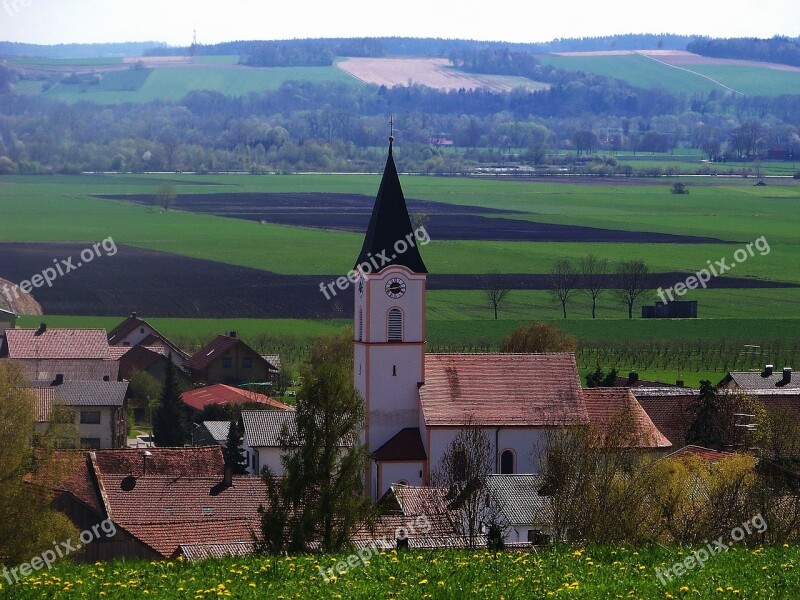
xmin=676 ymin=380 xmax=684 ymax=387
xmin=223 ymin=465 xmax=233 ymax=487
xmin=627 ymin=371 xmax=638 ymax=386
xmin=229 ymin=331 xmax=237 ymax=339
xmin=103 ymin=375 xmax=110 ymax=382
xmin=130 ymin=311 xmax=137 ymax=319
xmin=35 ymin=322 xmax=47 ymax=336
xmin=763 ymin=364 xmax=774 ymax=377
xmin=53 ymin=373 xmax=64 ymax=386
xmin=781 ymin=368 xmax=792 ymax=385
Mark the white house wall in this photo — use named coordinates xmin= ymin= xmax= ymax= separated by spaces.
xmin=427 ymin=427 xmax=547 ymax=476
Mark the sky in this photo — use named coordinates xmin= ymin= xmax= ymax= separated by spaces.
xmin=1 ymin=0 xmax=799 ymax=46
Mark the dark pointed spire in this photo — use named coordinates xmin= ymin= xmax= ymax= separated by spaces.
xmin=355 ymin=139 xmax=427 ymax=273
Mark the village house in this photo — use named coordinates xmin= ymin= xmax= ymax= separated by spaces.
xmin=30 ymin=380 xmax=129 ymax=449
xmin=184 ymin=332 xmax=278 ymax=385
xmin=239 ymin=409 xmax=297 ymax=475
xmin=0 ymin=324 xmax=119 ymax=382
xmin=106 ymin=313 xmax=189 ymax=368
xmin=51 ymin=446 xmax=264 ymax=561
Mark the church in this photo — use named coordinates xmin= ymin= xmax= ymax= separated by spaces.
xmin=353 ymin=139 xmax=670 ymax=500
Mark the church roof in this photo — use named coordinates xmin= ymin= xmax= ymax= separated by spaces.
xmin=354 ymin=141 xmax=427 ymax=273
xmin=583 ymin=388 xmax=672 ymax=449
xmin=372 ymin=427 xmax=427 ymax=462
xmin=419 ymin=353 xmax=588 ymax=427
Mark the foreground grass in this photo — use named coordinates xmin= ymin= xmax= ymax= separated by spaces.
xmin=3 ymin=546 xmax=799 ymax=598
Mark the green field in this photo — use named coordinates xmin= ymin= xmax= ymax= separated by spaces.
xmin=4 ymin=545 xmax=799 ymax=599
xmin=16 ymin=65 xmax=361 ymax=103
xmin=2 ymin=172 xmax=799 ymax=382
xmin=537 ymin=53 xmax=800 ymax=97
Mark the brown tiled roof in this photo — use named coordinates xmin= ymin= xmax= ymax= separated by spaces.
xmin=177 ymin=542 xmax=257 ymax=561
xmin=31 ymin=387 xmax=54 ymax=422
xmin=184 ymin=335 xmax=241 ymax=371
xmin=5 ymin=328 xmax=111 ymax=359
xmin=372 ymin=427 xmax=426 ymax=462
xmin=93 ymin=446 xmax=224 ymax=477
xmin=108 ymin=346 xmax=131 ymax=360
xmin=182 ymin=384 xmax=291 ymax=412
xmin=118 ymin=345 xmax=166 ymax=380
xmin=122 ymin=519 xmax=259 ymax=558
xmin=106 ymin=317 xmax=144 ymax=344
xmin=583 ymin=388 xmax=672 ymax=449
xmin=420 ymin=353 xmax=588 ymax=426
xmin=665 ymin=445 xmax=734 ymax=463
xmin=634 ymin=389 xmax=700 ymax=451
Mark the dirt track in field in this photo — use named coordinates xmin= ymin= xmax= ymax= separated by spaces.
xmin=553 ymin=50 xmax=800 ymax=72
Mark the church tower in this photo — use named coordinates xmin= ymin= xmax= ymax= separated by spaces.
xmin=354 ymin=138 xmax=427 ymax=499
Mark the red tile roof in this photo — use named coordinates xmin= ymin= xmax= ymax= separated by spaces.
xmin=420 ymin=353 xmax=588 ymax=426
xmin=372 ymin=427 xmax=427 ymax=462
xmin=634 ymin=389 xmax=700 ymax=451
xmin=583 ymin=388 xmax=672 ymax=449
xmin=108 ymin=346 xmax=131 ymax=360
xmin=93 ymin=446 xmax=224 ymax=477
xmin=182 ymin=384 xmax=291 ymax=411
xmin=106 ymin=316 xmax=145 ymax=344
xmin=665 ymin=445 xmax=733 ymax=463
xmin=122 ymin=518 xmax=260 ymax=558
xmin=5 ymin=328 xmax=111 ymax=359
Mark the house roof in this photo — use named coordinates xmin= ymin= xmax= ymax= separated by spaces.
xmin=484 ymin=474 xmax=552 ymax=524
xmin=107 ymin=316 xmax=189 ymax=359
xmin=118 ymin=344 xmax=167 ymax=380
xmin=665 ymin=445 xmax=734 ymax=464
xmin=201 ymin=421 xmax=232 ymax=444
xmin=123 ymin=519 xmax=259 ymax=558
xmin=372 ymin=427 xmax=427 ymax=462
xmin=182 ymin=383 xmax=291 ymax=412
xmin=241 ymin=409 xmax=297 ymax=447
xmin=354 ymin=141 xmax=427 ymax=274
xmin=184 ymin=335 xmax=267 ymax=371
xmin=108 ymin=346 xmax=131 ymax=360
xmin=5 ymin=328 xmax=111 ymax=359
xmin=722 ymin=370 xmax=800 ymax=391
xmin=363 ymin=484 xmax=461 ymax=543
xmin=261 ymin=355 xmax=281 ymax=372
xmin=30 ymin=381 xmax=128 ymax=420
xmin=419 ymin=353 xmax=588 ymax=427
xmin=92 ymin=446 xmax=225 ymax=477
xmin=583 ymin=388 xmax=672 ymax=449
xmin=177 ymin=541 xmax=257 ymax=561
xmin=634 ymin=389 xmax=700 ymax=451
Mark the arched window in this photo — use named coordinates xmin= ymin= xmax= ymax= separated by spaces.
xmin=387 ymin=308 xmax=403 ymax=342
xmin=500 ymin=449 xmax=515 ymax=474
xmin=358 ymin=308 xmax=363 ymax=341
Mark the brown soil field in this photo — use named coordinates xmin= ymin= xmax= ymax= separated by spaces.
xmin=0 ymin=243 xmax=791 ymax=319
xmin=0 ymin=277 xmax=43 ymax=315
xmin=95 ymin=192 xmax=724 ymax=244
xmin=336 ymin=57 xmax=548 ymax=92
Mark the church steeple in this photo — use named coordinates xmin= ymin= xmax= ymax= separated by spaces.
xmin=355 ymin=139 xmax=427 ymax=273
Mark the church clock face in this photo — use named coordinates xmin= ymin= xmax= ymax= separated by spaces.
xmin=385 ymin=277 xmax=406 ymax=299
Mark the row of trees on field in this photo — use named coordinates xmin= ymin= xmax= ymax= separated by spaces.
xmin=482 ymin=256 xmax=651 ymax=320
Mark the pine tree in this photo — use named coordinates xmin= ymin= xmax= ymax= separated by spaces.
xmin=223 ymin=416 xmax=248 ymax=475
xmin=686 ymin=380 xmax=723 ymax=449
xmin=152 ymin=355 xmax=190 ymax=447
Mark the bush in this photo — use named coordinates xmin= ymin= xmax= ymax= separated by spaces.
xmin=670 ymin=182 xmax=689 ymax=194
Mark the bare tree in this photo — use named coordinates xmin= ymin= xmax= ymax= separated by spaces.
xmin=548 ymin=258 xmax=578 ymax=319
xmin=613 ymin=260 xmax=650 ymax=319
xmin=432 ymin=423 xmax=493 ymax=548
xmin=578 ymin=254 xmax=609 ymax=319
xmin=482 ymin=271 xmax=511 ymax=320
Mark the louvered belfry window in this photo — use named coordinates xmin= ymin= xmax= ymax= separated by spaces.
xmin=387 ymin=308 xmax=403 ymax=342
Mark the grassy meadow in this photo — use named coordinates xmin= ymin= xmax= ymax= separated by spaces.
xmin=2 ymin=172 xmax=799 ymax=382
xmin=3 ymin=545 xmax=799 ymax=599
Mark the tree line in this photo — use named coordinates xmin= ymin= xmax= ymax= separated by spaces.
xmin=688 ymin=36 xmax=800 ymax=68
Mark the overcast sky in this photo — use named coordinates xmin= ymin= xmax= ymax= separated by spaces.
xmin=1 ymin=0 xmax=799 ymax=46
